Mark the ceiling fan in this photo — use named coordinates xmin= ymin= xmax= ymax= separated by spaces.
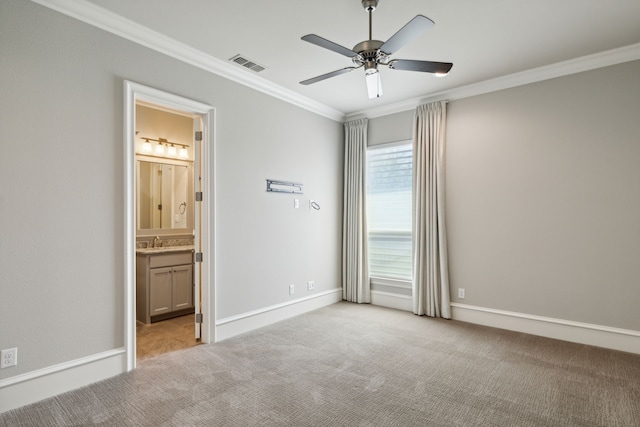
xmin=300 ymin=0 xmax=453 ymax=99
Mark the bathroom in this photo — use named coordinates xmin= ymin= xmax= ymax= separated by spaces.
xmin=134 ymin=102 xmax=200 ymax=359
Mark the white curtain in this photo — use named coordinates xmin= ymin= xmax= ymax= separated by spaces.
xmin=342 ymin=118 xmax=370 ymax=303
xmin=412 ymin=102 xmax=451 ymax=318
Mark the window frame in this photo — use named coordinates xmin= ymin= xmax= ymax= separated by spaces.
xmin=365 ymin=139 xmax=413 ymax=289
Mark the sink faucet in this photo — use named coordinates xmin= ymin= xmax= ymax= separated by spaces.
xmin=153 ymin=236 xmax=161 ymax=248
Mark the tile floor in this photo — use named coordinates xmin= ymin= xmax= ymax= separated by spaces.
xmin=136 ymin=314 xmax=200 ymax=360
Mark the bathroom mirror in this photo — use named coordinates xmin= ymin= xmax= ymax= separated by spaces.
xmin=137 ymin=159 xmax=193 ymax=232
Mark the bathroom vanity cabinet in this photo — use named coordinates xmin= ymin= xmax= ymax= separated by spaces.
xmin=136 ymin=249 xmax=194 ymax=324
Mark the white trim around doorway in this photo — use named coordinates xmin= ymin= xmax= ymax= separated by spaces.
xmin=124 ymin=81 xmax=215 ymax=371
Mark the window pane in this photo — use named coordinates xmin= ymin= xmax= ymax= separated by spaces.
xmin=366 ymin=143 xmax=412 ymax=281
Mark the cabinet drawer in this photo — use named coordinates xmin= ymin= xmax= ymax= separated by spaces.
xmin=149 ymin=252 xmax=193 ymax=268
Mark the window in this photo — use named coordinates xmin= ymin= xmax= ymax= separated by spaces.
xmin=366 ymin=142 xmax=412 ymax=281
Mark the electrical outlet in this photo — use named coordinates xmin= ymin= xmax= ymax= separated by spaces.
xmin=289 ymin=284 xmax=295 ymax=295
xmin=458 ymin=288 xmax=465 ymax=299
xmin=307 ymin=280 xmax=315 ymax=291
xmin=1 ymin=348 xmax=17 ymax=369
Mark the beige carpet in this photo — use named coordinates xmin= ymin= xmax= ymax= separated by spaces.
xmin=1 ymin=302 xmax=639 ymax=426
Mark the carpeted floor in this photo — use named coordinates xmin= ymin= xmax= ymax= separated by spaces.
xmin=1 ymin=302 xmax=639 ymax=426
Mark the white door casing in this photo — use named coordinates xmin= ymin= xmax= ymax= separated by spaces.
xmin=124 ymin=81 xmax=215 ymax=371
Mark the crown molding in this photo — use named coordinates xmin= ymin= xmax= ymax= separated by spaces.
xmin=29 ymin=1 xmax=640 ymax=124
xmin=30 ymin=0 xmax=346 ymax=122
xmin=346 ymin=42 xmax=640 ymax=120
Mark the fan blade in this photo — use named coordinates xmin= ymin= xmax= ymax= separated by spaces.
xmin=301 ymin=34 xmax=358 ymax=58
xmin=388 ymin=59 xmax=453 ymax=74
xmin=300 ymin=67 xmax=358 ymax=85
xmin=380 ymin=15 xmax=435 ymax=55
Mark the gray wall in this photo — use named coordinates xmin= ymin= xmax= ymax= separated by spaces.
xmin=0 ymin=0 xmax=343 ymax=379
xmin=367 ymin=111 xmax=413 ymax=147
xmin=369 ymin=60 xmax=640 ymax=331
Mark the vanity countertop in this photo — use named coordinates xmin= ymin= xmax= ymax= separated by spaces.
xmin=136 ymin=245 xmax=194 ymax=255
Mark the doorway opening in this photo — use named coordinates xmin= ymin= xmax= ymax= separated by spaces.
xmin=135 ymin=102 xmax=198 ymax=360
xmin=124 ymin=81 xmax=214 ymax=370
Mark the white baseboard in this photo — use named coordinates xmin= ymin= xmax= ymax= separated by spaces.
xmin=0 ymin=349 xmax=127 ymax=413
xmin=371 ymin=290 xmax=413 ymax=312
xmin=451 ymin=303 xmax=640 ymax=355
xmin=215 ymin=288 xmax=342 ymax=342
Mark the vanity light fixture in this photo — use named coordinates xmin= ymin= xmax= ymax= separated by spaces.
xmin=139 ymin=136 xmax=190 ymax=160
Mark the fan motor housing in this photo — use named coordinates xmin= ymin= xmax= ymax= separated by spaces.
xmin=352 ymin=40 xmax=389 ymax=66
xmin=353 ymin=40 xmax=383 ymax=54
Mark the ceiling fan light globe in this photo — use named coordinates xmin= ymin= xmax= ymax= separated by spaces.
xmin=365 ymin=70 xmax=382 ymax=98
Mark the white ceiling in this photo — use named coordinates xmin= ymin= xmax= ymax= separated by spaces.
xmin=82 ymin=0 xmax=640 ymax=117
